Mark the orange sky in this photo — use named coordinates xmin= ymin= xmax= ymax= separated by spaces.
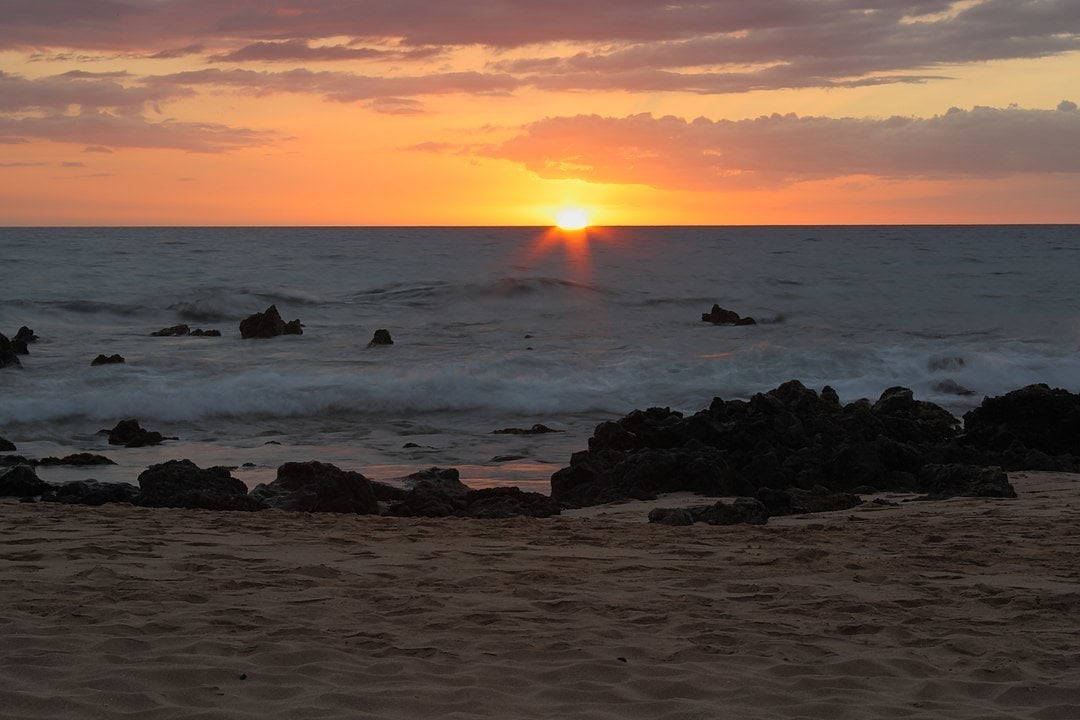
xmin=1 ymin=1 xmax=1079 ymax=225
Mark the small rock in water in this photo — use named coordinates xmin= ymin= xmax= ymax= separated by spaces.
xmin=239 ymin=304 xmax=303 ymax=339
xmin=368 ymin=328 xmax=394 ymax=346
xmin=36 ymin=453 xmax=117 ymax=466
xmin=106 ymin=419 xmax=165 ymax=448
xmin=151 ymin=324 xmax=191 ymax=337
xmin=701 ymin=304 xmax=756 ymax=326
xmin=0 ymin=334 xmax=22 ymax=369
xmin=492 ymin=423 xmax=563 ymax=435
xmin=933 ymin=379 xmax=976 ymax=396
xmin=91 ymin=353 xmax=125 ymax=366
xmin=14 ymin=326 xmax=38 ymax=344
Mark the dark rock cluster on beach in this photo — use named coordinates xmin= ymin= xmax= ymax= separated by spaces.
xmin=150 ymin=324 xmax=221 ymax=337
xmin=552 ymin=381 xmax=1080 ymax=523
xmin=240 ymin=304 xmax=303 ymax=339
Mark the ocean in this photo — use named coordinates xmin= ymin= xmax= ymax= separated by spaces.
xmin=2 ymin=225 xmax=1079 ymax=493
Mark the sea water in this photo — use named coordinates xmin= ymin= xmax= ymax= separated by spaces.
xmin=2 ymin=226 xmax=1079 ymax=492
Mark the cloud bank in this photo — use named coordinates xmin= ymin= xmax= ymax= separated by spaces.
xmin=482 ymin=103 xmax=1080 ymax=189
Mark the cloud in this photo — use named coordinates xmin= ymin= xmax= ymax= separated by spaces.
xmin=0 ymin=111 xmax=276 ymax=153
xmin=0 ymin=70 xmax=189 ymax=113
xmin=483 ymin=103 xmax=1080 ymax=190
xmin=0 ymin=1 xmax=1076 ymax=97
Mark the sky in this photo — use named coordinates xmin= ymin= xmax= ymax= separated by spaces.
xmin=1 ymin=0 xmax=1079 ymax=225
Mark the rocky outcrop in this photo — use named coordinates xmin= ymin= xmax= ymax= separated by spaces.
xmin=387 ymin=467 xmax=561 ymax=518
xmin=150 ymin=324 xmax=221 ymax=337
xmin=239 ymin=305 xmax=302 ymax=339
xmin=91 ymin=354 xmax=125 ymax=366
xmin=492 ymin=424 xmax=563 ymax=435
xmin=250 ymin=461 xmax=378 ymax=514
xmin=135 ymin=459 xmax=265 ymax=511
xmin=701 ymin=304 xmax=756 ymax=326
xmin=961 ymin=384 xmax=1080 ymax=458
xmin=368 ymin=329 xmax=393 ymax=346
xmin=36 ymin=453 xmax=117 ymax=467
xmin=0 ymin=436 xmax=15 ymax=452
xmin=915 ymin=464 xmax=1016 ymax=501
xmin=0 ymin=464 xmax=50 ymax=497
xmin=550 ymin=380 xmax=1023 ymax=509
xmin=106 ymin=419 xmax=165 ymax=448
xmin=46 ymin=480 xmax=139 ymax=506
xmin=0 ymin=334 xmax=22 ymax=369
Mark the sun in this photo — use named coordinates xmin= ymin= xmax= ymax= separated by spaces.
xmin=554 ymin=207 xmax=590 ymax=231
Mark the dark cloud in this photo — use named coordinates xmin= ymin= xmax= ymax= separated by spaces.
xmin=485 ymin=104 xmax=1080 ymax=190
xmin=0 ymin=70 xmax=189 ymax=113
xmin=210 ymin=40 xmax=389 ymax=63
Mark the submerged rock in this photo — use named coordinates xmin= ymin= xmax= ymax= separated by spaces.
xmin=106 ymin=419 xmax=165 ymax=448
xmin=151 ymin=324 xmax=191 ymax=337
xmin=239 ymin=304 xmax=303 ymax=339
xmin=701 ymin=304 xmax=756 ymax=326
xmin=91 ymin=354 xmax=125 ymax=366
xmin=250 ymin=461 xmax=378 ymax=514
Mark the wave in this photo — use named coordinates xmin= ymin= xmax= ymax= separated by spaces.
xmin=167 ymin=286 xmax=332 ymax=322
xmin=351 ymin=276 xmax=607 ymax=309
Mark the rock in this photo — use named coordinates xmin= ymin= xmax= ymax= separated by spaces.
xmin=151 ymin=324 xmax=220 ymax=337
xmin=389 ymin=467 xmax=471 ymax=517
xmin=0 ymin=454 xmax=32 ymax=467
xmin=370 ymin=481 xmax=408 ymax=503
xmin=916 ymin=464 xmax=1017 ymax=500
xmin=649 ymin=497 xmax=769 ymax=526
xmin=929 ymin=356 xmax=965 ymax=371
xmin=45 ymin=480 xmax=139 ymax=506
xmin=961 ymin=384 xmax=1080 ymax=458
xmin=933 ymin=379 xmax=976 ymax=396
xmin=492 ymin=424 xmax=563 ymax=435
xmin=91 ymin=354 xmax=125 ymax=366
xmin=151 ymin=324 xmax=191 ymax=337
xmin=135 ymin=459 xmax=265 ymax=511
xmin=14 ymin=326 xmax=38 ymax=344
xmin=368 ymin=329 xmax=393 ymax=346
xmin=701 ymin=304 xmax=756 ymax=326
xmin=463 ymin=487 xmax=561 ymax=519
xmin=36 ymin=453 xmax=117 ymax=467
xmin=250 ymin=461 xmax=378 ymax=514
xmin=106 ymin=419 xmax=165 ymax=448
xmin=239 ymin=304 xmax=303 ymax=339
xmin=0 ymin=465 xmax=50 ymax=497
xmin=754 ymin=486 xmax=862 ymax=516
xmin=648 ymin=507 xmax=696 ymax=526
xmin=0 ymin=333 xmax=22 ymax=369
xmin=0 ymin=436 xmax=15 ymax=452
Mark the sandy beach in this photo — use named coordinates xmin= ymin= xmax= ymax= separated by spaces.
xmin=3 ymin=472 xmax=1080 ymax=719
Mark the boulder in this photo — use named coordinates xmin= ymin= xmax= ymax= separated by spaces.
xmin=916 ymin=464 xmax=1016 ymax=500
xmin=91 ymin=354 xmax=125 ymax=366
xmin=0 ymin=464 xmax=50 ymax=497
xmin=0 ymin=435 xmax=15 ymax=452
xmin=45 ymin=480 xmax=139 ymax=506
xmin=106 ymin=419 xmax=165 ymax=448
xmin=135 ymin=459 xmax=265 ymax=511
xmin=701 ymin=304 xmax=756 ymax=326
xmin=388 ymin=468 xmax=471 ymax=517
xmin=36 ymin=453 xmax=117 ymax=467
xmin=239 ymin=304 xmax=303 ymax=339
xmin=961 ymin=384 xmax=1080 ymax=458
xmin=463 ymin=487 xmax=561 ymax=519
xmin=250 ymin=461 xmax=378 ymax=514
xmin=0 ymin=334 xmax=22 ymax=369
xmin=368 ymin=329 xmax=393 ymax=346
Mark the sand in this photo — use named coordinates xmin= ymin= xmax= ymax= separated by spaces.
xmin=3 ymin=471 xmax=1080 ymax=719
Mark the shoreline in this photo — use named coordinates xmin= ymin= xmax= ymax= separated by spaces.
xmin=4 ymin=471 xmax=1080 ymax=719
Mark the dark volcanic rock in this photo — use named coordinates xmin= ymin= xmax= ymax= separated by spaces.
xmin=0 ymin=465 xmax=50 ymax=497
xmin=701 ymin=304 xmax=756 ymax=326
xmin=962 ymin=384 xmax=1080 ymax=458
xmin=649 ymin=488 xmax=859 ymax=527
xmin=151 ymin=324 xmax=191 ymax=337
xmin=135 ymin=459 xmax=265 ymax=511
xmin=46 ymin=479 xmax=139 ymax=506
xmin=36 ymin=453 xmax=117 ymax=467
xmin=15 ymin=326 xmax=38 ymax=344
xmin=0 ymin=436 xmax=15 ymax=452
xmin=754 ymin=486 xmax=862 ymax=516
xmin=463 ymin=487 xmax=561 ymax=519
xmin=389 ymin=467 xmax=471 ymax=517
xmin=240 ymin=304 xmax=303 ymax=339
xmin=551 ymin=379 xmax=985 ymax=509
xmin=189 ymin=328 xmax=221 ymax=337
xmin=368 ymin=329 xmax=393 ymax=346
xmin=0 ymin=334 xmax=22 ymax=369
xmin=0 ymin=454 xmax=31 ymax=467
xmin=250 ymin=461 xmax=378 ymax=514
xmin=493 ymin=424 xmax=563 ymax=435
xmin=91 ymin=354 xmax=125 ymax=366
xmin=916 ymin=464 xmax=1016 ymax=500
xmin=107 ymin=419 xmax=165 ymax=448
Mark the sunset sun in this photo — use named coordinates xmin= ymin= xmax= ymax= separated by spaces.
xmin=554 ymin=207 xmax=590 ymax=231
